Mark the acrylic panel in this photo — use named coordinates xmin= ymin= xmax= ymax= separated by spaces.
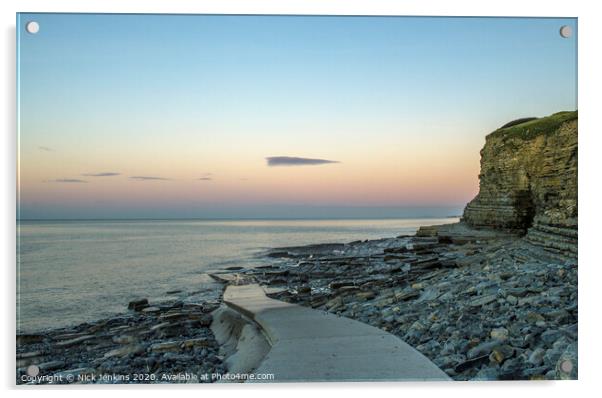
xmin=16 ymin=13 xmax=577 ymax=384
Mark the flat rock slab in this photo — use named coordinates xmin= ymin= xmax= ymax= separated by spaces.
xmin=223 ymin=284 xmax=450 ymax=382
xmin=209 ymin=273 xmax=254 ymax=285
xmin=417 ymin=222 xmax=517 ymax=241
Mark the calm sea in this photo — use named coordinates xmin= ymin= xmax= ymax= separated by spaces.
xmin=17 ymin=218 xmax=457 ymax=333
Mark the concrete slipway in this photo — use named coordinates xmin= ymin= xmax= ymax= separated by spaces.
xmin=220 ymin=283 xmax=450 ymax=382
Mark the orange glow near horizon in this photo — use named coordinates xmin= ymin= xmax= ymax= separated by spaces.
xmin=17 ymin=14 xmax=576 ymax=218
xmin=18 ymin=126 xmax=482 ymax=213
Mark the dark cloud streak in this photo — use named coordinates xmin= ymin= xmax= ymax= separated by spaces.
xmin=82 ymin=172 xmax=121 ymax=177
xmin=129 ymin=176 xmax=170 ymax=181
xmin=266 ymin=156 xmax=340 ymax=167
xmin=48 ymin=179 xmax=88 ymax=183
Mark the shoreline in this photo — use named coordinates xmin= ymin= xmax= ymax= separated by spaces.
xmin=17 ymin=217 xmax=458 ymax=334
xmin=16 ymin=221 xmax=577 ymax=383
xmin=236 ymin=221 xmax=577 ymax=381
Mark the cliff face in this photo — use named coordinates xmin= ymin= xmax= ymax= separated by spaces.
xmin=462 ymin=111 xmax=577 ymax=256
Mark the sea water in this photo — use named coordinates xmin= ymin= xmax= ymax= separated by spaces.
xmin=17 ymin=218 xmax=457 ymax=332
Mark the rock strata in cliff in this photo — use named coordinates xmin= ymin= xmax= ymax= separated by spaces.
xmin=462 ymin=111 xmax=577 ymax=257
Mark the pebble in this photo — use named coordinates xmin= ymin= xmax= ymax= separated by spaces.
xmin=150 ymin=322 xmax=172 ymax=331
xmin=38 ymin=360 xmax=66 ymax=371
xmin=490 ymin=327 xmax=509 ymax=341
xmin=469 ymin=294 xmax=498 ymax=307
xmin=540 ymin=330 xmax=562 ymax=344
xmin=103 ymin=344 xmax=145 ymax=359
xmin=16 ymin=294 xmax=225 ymax=385
xmin=528 ymin=348 xmax=546 ymax=365
xmin=55 ymin=335 xmax=95 ymax=348
xmin=247 ymin=229 xmax=577 ymax=381
xmin=490 ymin=345 xmax=514 ymax=364
xmin=181 ymin=338 xmax=210 ymax=349
xmin=17 ymin=351 xmax=43 ymax=359
xmin=112 ymin=335 xmax=137 ymax=344
xmin=150 ymin=341 xmax=181 ymax=353
xmin=467 ymin=341 xmax=499 ymax=359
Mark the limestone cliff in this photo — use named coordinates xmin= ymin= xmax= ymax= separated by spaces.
xmin=462 ymin=111 xmax=577 ymax=256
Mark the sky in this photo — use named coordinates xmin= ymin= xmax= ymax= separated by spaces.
xmin=17 ymin=14 xmax=577 ymax=219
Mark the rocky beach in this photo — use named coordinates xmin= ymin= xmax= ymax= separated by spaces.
xmin=244 ymin=223 xmax=578 ymax=380
xmin=17 ymin=297 xmax=227 ymax=384
xmin=16 ymin=111 xmax=578 ymax=383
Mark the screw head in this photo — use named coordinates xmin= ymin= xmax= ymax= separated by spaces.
xmin=560 ymin=359 xmax=573 ymax=373
xmin=26 ymin=21 xmax=40 ymax=34
xmin=560 ymin=25 xmax=572 ymax=38
xmin=26 ymin=364 xmax=40 ymax=377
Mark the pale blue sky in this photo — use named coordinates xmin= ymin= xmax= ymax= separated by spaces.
xmin=17 ymin=14 xmax=577 ymax=219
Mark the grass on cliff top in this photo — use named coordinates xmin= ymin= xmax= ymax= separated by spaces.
xmin=488 ymin=110 xmax=578 ymax=141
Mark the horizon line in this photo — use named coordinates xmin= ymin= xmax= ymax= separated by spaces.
xmin=17 ymin=215 xmax=462 ymax=222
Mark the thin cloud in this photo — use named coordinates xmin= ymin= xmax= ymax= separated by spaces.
xmin=129 ymin=176 xmax=170 ymax=181
xmin=82 ymin=172 xmax=121 ymax=177
xmin=266 ymin=156 xmax=340 ymax=167
xmin=197 ymin=172 xmax=212 ymax=181
xmin=38 ymin=146 xmax=53 ymax=152
xmin=47 ymin=178 xmax=88 ymax=183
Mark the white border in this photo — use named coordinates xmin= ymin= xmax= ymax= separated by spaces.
xmin=2 ymin=1 xmax=600 ymax=398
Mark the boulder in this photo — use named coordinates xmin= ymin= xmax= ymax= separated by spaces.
xmin=127 ymin=298 xmax=149 ymax=311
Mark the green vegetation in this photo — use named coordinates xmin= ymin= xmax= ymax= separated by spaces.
xmin=488 ymin=110 xmax=578 ymax=142
xmin=499 ymin=117 xmax=538 ymax=129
